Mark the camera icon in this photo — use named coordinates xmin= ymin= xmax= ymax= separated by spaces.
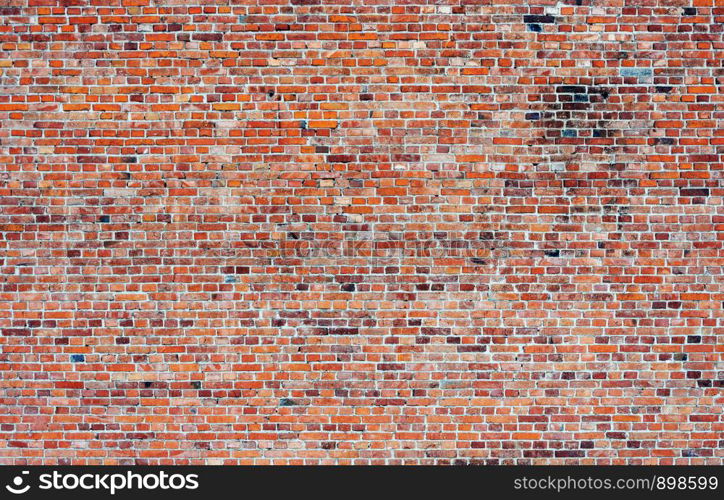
xmin=5 ymin=471 xmax=30 ymax=494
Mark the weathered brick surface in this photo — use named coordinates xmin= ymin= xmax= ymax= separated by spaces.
xmin=0 ymin=0 xmax=722 ymax=465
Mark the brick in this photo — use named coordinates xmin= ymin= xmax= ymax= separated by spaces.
xmin=0 ymin=1 xmax=720 ymax=467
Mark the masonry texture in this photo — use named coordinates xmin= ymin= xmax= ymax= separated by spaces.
xmin=0 ymin=0 xmax=722 ymax=465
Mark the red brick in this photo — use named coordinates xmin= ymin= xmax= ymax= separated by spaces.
xmin=0 ymin=1 xmax=720 ymax=467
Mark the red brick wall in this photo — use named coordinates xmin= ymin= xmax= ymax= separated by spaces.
xmin=0 ymin=0 xmax=722 ymax=465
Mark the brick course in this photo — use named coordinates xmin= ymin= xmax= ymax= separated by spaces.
xmin=0 ymin=0 xmax=722 ymax=464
